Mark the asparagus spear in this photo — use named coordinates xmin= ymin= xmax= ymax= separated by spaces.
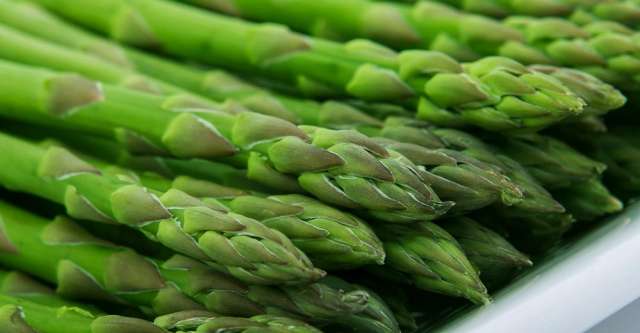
xmin=177 ymin=0 xmax=639 ymax=93
xmin=0 ymin=294 xmax=165 ymax=333
xmin=0 ymin=270 xmax=105 ymax=310
xmin=0 ymin=16 xmax=526 ymax=215
xmin=0 ymin=131 xmax=324 ymax=285
xmin=496 ymin=133 xmax=607 ymax=189
xmin=0 ymin=59 xmax=453 ymax=223
xmin=0 ymin=200 xmax=400 ymax=331
xmin=371 ymin=221 xmax=491 ymax=305
xmin=552 ymin=178 xmax=624 ymax=222
xmin=28 ymin=0 xmax=590 ymax=132
xmin=441 ymin=218 xmax=532 ymax=289
xmin=154 ymin=310 xmax=323 ymax=333
xmin=81 ymin=154 xmax=386 ymax=270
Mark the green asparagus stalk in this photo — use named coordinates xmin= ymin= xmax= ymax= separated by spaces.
xmin=441 ymin=218 xmax=532 ymax=289
xmin=0 ymin=200 xmax=399 ymax=331
xmin=0 ymin=294 xmax=165 ymax=333
xmin=0 ymin=59 xmax=453 ymax=223
xmin=371 ymin=221 xmax=491 ymax=305
xmin=28 ymin=0 xmax=591 ymax=132
xmin=176 ymin=0 xmax=639 ymax=93
xmin=0 ymin=131 xmax=324 ymax=285
xmin=0 ymin=13 xmax=526 ymax=214
xmin=0 ymin=270 xmax=105 ymax=310
xmin=79 ymin=155 xmax=385 ymax=270
xmin=496 ymin=133 xmax=607 ymax=189
xmin=154 ymin=310 xmax=323 ymax=333
xmin=557 ymin=127 xmax=640 ymax=198
xmin=552 ymin=178 xmax=624 ymax=221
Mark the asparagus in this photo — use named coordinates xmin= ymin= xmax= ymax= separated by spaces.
xmin=28 ymin=0 xmax=591 ymax=132
xmin=0 ymin=60 xmax=453 ymax=223
xmin=0 ymin=13 xmax=526 ymax=215
xmin=154 ymin=310 xmax=323 ymax=333
xmin=0 ymin=131 xmax=324 ymax=285
xmin=557 ymin=127 xmax=640 ymax=198
xmin=0 ymin=200 xmax=401 ymax=331
xmin=179 ymin=0 xmax=639 ymax=93
xmin=441 ymin=218 xmax=532 ymax=289
xmin=552 ymin=178 xmax=624 ymax=222
xmin=496 ymin=133 xmax=607 ymax=189
xmin=0 ymin=270 xmax=104 ymax=310
xmin=371 ymin=221 xmax=490 ymax=305
xmin=82 ymin=154 xmax=386 ymax=270
xmin=0 ymin=294 xmax=165 ymax=333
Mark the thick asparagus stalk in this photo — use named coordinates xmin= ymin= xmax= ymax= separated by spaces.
xmin=178 ymin=0 xmax=639 ymax=93
xmin=0 ymin=131 xmax=323 ymax=285
xmin=0 ymin=200 xmax=399 ymax=331
xmin=27 ymin=0 xmax=591 ymax=132
xmin=496 ymin=133 xmax=607 ymax=189
xmin=154 ymin=310 xmax=323 ymax=333
xmin=371 ymin=221 xmax=490 ymax=305
xmin=82 ymin=155 xmax=386 ymax=270
xmin=0 ymin=60 xmax=452 ymax=223
xmin=441 ymin=218 xmax=532 ymax=289
xmin=0 ymin=16 xmax=526 ymax=215
xmin=0 ymin=294 xmax=165 ymax=333
xmin=552 ymin=178 xmax=624 ymax=222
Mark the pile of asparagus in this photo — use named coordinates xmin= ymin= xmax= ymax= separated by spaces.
xmin=0 ymin=0 xmax=638 ymax=332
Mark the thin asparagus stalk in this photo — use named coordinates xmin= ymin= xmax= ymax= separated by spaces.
xmin=441 ymin=218 xmax=532 ymax=289
xmin=0 ymin=200 xmax=399 ymax=331
xmin=154 ymin=310 xmax=323 ymax=333
xmin=0 ymin=59 xmax=452 ymax=223
xmin=0 ymin=294 xmax=165 ymax=333
xmin=371 ymin=221 xmax=491 ymax=305
xmin=495 ymin=133 xmax=607 ymax=189
xmin=552 ymin=178 xmax=624 ymax=222
xmin=9 ymin=126 xmax=490 ymax=307
xmin=175 ymin=0 xmax=639 ymax=93
xmin=0 ymin=270 xmax=104 ymax=311
xmin=0 ymin=131 xmax=323 ymax=285
xmin=0 ymin=17 xmax=525 ymax=214
xmin=77 ymin=151 xmax=386 ymax=270
xmin=27 ymin=0 xmax=591 ymax=132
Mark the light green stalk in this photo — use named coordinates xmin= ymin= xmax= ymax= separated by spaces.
xmin=0 ymin=200 xmax=398 ymax=331
xmin=0 ymin=131 xmax=323 ymax=285
xmin=154 ymin=310 xmax=323 ymax=333
xmin=0 ymin=60 xmax=452 ymax=223
xmin=0 ymin=11 xmax=525 ymax=214
xmin=441 ymin=218 xmax=532 ymax=289
xmin=0 ymin=294 xmax=165 ymax=333
xmin=0 ymin=270 xmax=104 ymax=311
xmin=27 ymin=0 xmax=590 ymax=132
xmin=175 ymin=0 xmax=638 ymax=93
xmin=86 ymin=156 xmax=385 ymax=270
xmin=552 ymin=178 xmax=624 ymax=221
xmin=371 ymin=221 xmax=490 ymax=305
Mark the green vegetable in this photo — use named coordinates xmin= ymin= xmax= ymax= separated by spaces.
xmin=371 ymin=221 xmax=490 ymax=305
xmin=0 ymin=294 xmax=165 ymax=333
xmin=154 ymin=310 xmax=323 ymax=333
xmin=175 ymin=0 xmax=638 ymax=93
xmin=27 ymin=0 xmax=591 ymax=132
xmin=0 ymin=200 xmax=399 ymax=331
xmin=441 ymin=218 xmax=532 ymax=289
xmin=0 ymin=131 xmax=323 ymax=285
xmin=0 ymin=59 xmax=452 ymax=223
xmin=552 ymin=178 xmax=624 ymax=222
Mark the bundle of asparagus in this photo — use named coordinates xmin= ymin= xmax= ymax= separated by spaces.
xmin=0 ymin=1 xmax=637 ymax=332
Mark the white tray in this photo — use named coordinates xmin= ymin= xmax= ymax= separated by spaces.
xmin=429 ymin=202 xmax=640 ymax=333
